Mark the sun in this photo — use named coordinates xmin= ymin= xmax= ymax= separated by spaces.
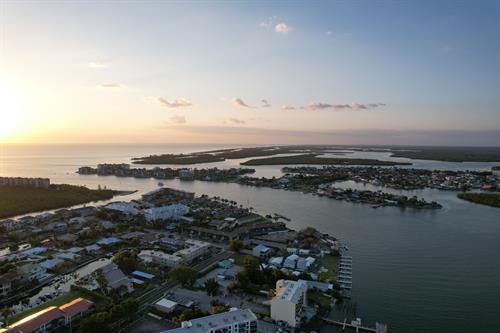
xmin=0 ymin=81 xmax=26 ymax=140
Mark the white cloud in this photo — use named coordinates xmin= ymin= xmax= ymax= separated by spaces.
xmin=155 ymin=97 xmax=192 ymax=108
xmin=302 ymin=101 xmax=386 ymax=111
xmin=99 ymin=83 xmax=122 ymax=88
xmin=170 ymin=115 xmax=186 ymax=124
xmin=275 ymin=23 xmax=292 ymax=34
xmin=232 ymin=97 xmax=254 ymax=108
xmin=229 ymin=117 xmax=246 ymax=124
xmin=88 ymin=62 xmax=108 ymax=68
xmin=281 ymin=105 xmax=296 ymax=110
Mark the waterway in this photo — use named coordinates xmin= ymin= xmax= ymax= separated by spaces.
xmin=1 ymin=144 xmax=499 ymax=332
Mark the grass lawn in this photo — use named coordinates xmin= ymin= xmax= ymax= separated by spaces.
xmin=8 ymin=291 xmax=82 ymax=324
xmin=318 ymin=254 xmax=340 ymax=282
xmin=0 ymin=184 xmax=121 ymax=218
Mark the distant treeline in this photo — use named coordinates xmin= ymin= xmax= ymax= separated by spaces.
xmin=457 ymin=192 xmax=500 ymax=208
xmin=0 ymin=184 xmax=120 ymax=218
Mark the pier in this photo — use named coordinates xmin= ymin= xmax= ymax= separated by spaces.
xmin=322 ymin=318 xmax=388 ymax=333
xmin=338 ymin=255 xmax=353 ymax=290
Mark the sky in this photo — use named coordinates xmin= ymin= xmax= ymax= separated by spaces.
xmin=0 ymin=0 xmax=499 ymax=145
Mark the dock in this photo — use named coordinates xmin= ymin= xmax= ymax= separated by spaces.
xmin=322 ymin=318 xmax=388 ymax=333
xmin=338 ymin=254 xmax=353 ymax=291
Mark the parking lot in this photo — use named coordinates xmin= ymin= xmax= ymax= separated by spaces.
xmin=171 ymin=287 xmax=270 ymax=315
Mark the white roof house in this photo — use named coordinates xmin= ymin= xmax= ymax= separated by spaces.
xmin=104 ymin=202 xmax=139 ymax=215
xmin=252 ymin=244 xmax=271 ymax=258
xmin=269 ymin=257 xmax=284 ymax=267
xmin=283 ymin=254 xmax=299 ymax=269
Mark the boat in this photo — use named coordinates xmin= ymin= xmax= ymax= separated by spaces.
xmin=158 ymin=182 xmax=164 ymax=187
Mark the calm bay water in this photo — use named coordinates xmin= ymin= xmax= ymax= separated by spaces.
xmin=1 ymin=144 xmax=499 ymax=332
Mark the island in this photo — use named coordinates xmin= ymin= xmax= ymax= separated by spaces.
xmin=457 ymin=192 xmax=500 ymax=208
xmin=132 ymin=146 xmax=412 ymax=166
xmin=388 ymin=146 xmax=500 ymax=162
xmin=240 ymin=153 xmax=411 ymax=166
xmin=0 ymin=183 xmax=122 ymax=218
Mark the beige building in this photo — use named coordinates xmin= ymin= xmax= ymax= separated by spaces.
xmin=139 ymin=239 xmax=210 ymax=267
xmin=270 ymin=279 xmax=308 ymax=328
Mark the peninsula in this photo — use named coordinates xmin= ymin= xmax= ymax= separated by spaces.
xmin=0 ymin=184 xmax=122 ymax=219
xmin=133 ymin=146 xmax=411 ymax=166
xmin=240 ymin=153 xmax=410 ymax=166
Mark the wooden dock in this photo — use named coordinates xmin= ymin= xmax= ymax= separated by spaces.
xmin=322 ymin=318 xmax=388 ymax=333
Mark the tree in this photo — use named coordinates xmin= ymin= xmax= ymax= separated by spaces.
xmin=204 ymin=278 xmax=220 ymax=296
xmin=1 ymin=307 xmax=14 ymax=325
xmin=113 ymin=250 xmax=139 ymax=274
xmin=94 ymin=269 xmax=108 ymax=294
xmin=77 ymin=312 xmax=111 ymax=333
xmin=169 ymin=266 xmax=198 ymax=286
xmin=229 ymin=240 xmax=244 ymax=252
xmin=175 ymin=309 xmax=207 ymax=324
xmin=111 ymin=298 xmax=139 ymax=323
xmin=212 ymin=305 xmax=228 ymax=314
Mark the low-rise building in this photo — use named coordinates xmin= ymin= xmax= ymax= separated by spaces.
xmin=161 ymin=308 xmax=257 ymax=333
xmin=144 ymin=204 xmax=189 ymax=222
xmin=99 ymin=263 xmax=134 ymax=294
xmin=1 ymin=298 xmax=92 ymax=333
xmin=252 ymin=244 xmax=271 ymax=258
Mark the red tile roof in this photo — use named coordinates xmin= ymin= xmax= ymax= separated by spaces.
xmin=59 ymin=297 xmax=93 ymax=317
xmin=5 ymin=298 xmax=93 ymax=333
xmin=6 ymin=307 xmax=63 ymax=333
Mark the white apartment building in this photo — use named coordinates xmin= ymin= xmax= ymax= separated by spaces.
xmin=139 ymin=239 xmax=210 ymax=267
xmin=139 ymin=249 xmax=184 ymax=267
xmin=144 ymin=203 xmax=189 ymax=222
xmin=270 ymin=279 xmax=308 ymax=328
xmin=161 ymin=308 xmax=257 ymax=333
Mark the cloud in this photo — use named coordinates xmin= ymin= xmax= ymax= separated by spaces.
xmin=281 ymin=105 xmax=296 ymax=111
xmin=99 ymin=83 xmax=122 ymax=88
xmin=232 ymin=97 xmax=254 ymax=108
xmin=261 ymin=99 xmax=271 ymax=107
xmin=259 ymin=16 xmax=278 ymax=29
xmin=170 ymin=115 xmax=186 ymax=124
xmin=229 ymin=118 xmax=246 ymax=125
xmin=275 ymin=23 xmax=292 ymax=34
xmin=302 ymin=101 xmax=386 ymax=111
xmin=155 ymin=97 xmax=192 ymax=108
xmin=88 ymin=62 xmax=108 ymax=68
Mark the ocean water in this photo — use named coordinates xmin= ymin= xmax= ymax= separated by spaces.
xmin=1 ymin=144 xmax=499 ymax=332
